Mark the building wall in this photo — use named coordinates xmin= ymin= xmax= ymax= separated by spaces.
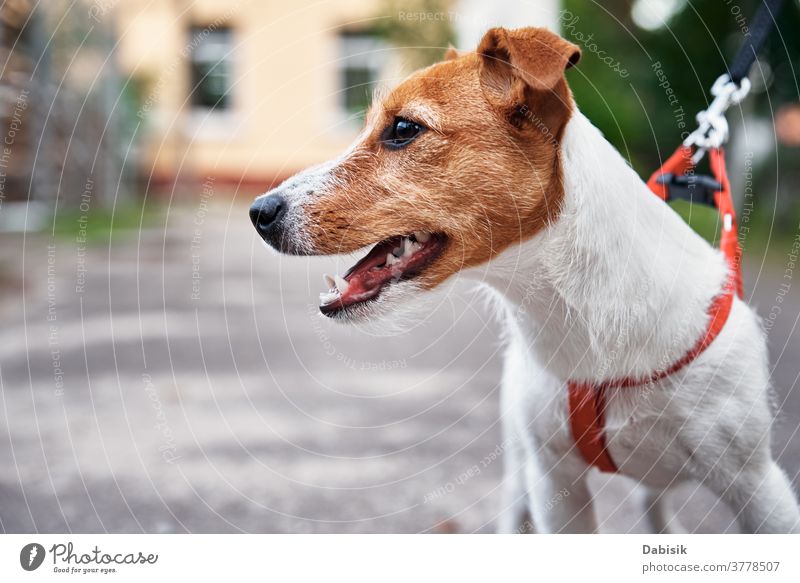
xmin=455 ymin=0 xmax=560 ymax=50
xmin=113 ymin=0 xmax=561 ymax=193
xmin=115 ymin=0 xmax=379 ymax=191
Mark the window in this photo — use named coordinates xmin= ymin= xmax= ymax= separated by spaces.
xmin=189 ymin=25 xmax=233 ymax=110
xmin=337 ymin=32 xmax=386 ymax=119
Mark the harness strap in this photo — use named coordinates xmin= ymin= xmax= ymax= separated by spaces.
xmin=568 ymin=382 xmax=618 ymax=473
xmin=568 ymin=145 xmax=742 ymax=473
xmin=709 ymin=148 xmax=744 ymax=298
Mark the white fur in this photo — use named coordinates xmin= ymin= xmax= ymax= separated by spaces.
xmin=472 ymin=111 xmax=800 ymax=533
xmin=265 ymin=103 xmax=800 ymax=533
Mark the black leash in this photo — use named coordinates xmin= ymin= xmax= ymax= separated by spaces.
xmin=728 ymin=0 xmax=785 ymax=85
xmin=655 ymin=0 xmax=788 ymax=211
xmin=681 ymin=0 xmax=787 ymax=162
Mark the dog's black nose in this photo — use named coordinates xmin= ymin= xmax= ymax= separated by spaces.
xmin=249 ymin=194 xmax=286 ymax=241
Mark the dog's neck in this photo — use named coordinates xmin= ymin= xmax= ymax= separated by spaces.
xmin=479 ymin=110 xmax=729 ymax=382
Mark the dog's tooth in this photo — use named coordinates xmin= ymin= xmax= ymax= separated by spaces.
xmin=385 ymin=253 xmax=396 ymax=266
xmin=402 ymin=239 xmax=417 ymax=257
xmin=414 ymin=231 xmax=430 ymax=243
xmin=323 ymin=274 xmax=336 ymax=290
xmin=334 ymin=275 xmax=349 ymax=294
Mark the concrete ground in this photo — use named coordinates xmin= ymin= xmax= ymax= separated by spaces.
xmin=1 ymin=200 xmax=798 ymax=533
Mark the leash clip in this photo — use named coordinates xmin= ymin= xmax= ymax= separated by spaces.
xmin=684 ymin=74 xmax=751 ymax=163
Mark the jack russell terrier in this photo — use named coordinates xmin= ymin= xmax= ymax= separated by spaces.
xmin=249 ymin=27 xmax=800 ymax=533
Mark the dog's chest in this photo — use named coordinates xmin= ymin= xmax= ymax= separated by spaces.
xmin=502 ymin=333 xmax=716 ymax=488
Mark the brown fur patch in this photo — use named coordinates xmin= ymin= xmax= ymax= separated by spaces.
xmin=300 ymin=28 xmax=580 ymax=291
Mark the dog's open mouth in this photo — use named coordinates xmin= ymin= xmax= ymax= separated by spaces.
xmin=319 ymin=232 xmax=446 ymax=316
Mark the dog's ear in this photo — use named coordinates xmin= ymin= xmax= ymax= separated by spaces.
xmin=477 ymin=27 xmax=580 ymax=121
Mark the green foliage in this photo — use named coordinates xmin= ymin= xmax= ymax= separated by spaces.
xmin=562 ymin=0 xmax=800 ymax=240
xmin=564 ymin=0 xmax=798 ymax=167
xmin=51 ymin=197 xmax=162 ymax=245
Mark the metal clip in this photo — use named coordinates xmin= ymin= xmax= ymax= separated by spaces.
xmin=683 ymin=74 xmax=751 ymax=163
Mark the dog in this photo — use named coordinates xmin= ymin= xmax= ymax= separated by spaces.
xmin=249 ymin=27 xmax=800 ymax=533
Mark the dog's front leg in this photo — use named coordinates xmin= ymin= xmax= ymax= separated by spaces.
xmin=500 ymin=343 xmax=598 ymax=533
xmin=708 ymin=458 xmax=800 ymax=534
xmin=526 ymin=453 xmax=598 ymax=533
xmin=496 ymin=435 xmax=597 ymax=533
xmin=496 ymin=431 xmax=534 ymax=533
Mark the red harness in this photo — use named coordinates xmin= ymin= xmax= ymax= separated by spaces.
xmin=567 ymin=146 xmax=744 ymax=473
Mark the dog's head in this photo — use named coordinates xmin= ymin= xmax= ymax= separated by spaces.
xmin=250 ymin=27 xmax=580 ymax=321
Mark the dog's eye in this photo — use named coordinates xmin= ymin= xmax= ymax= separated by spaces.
xmin=381 ymin=117 xmax=425 ymax=149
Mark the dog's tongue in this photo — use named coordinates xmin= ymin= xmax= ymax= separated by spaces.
xmin=342 ymin=237 xmax=403 ymax=299
xmin=319 ymin=233 xmax=436 ymax=314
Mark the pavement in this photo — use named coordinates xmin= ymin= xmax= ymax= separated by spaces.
xmin=0 ymin=200 xmax=798 ymax=533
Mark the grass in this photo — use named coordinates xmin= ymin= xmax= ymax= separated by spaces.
xmin=670 ymin=200 xmax=800 ymax=262
xmin=50 ymin=197 xmax=162 ymax=245
xmin=669 ymin=200 xmax=721 ymax=244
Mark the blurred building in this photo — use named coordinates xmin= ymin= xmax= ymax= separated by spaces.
xmin=455 ymin=0 xmax=558 ymax=49
xmin=115 ymin=0 xmax=399 ymax=194
xmin=1 ymin=0 xmax=135 ymax=229
xmin=1 ymin=0 xmax=560 ymax=216
xmin=114 ymin=0 xmax=558 ymax=195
